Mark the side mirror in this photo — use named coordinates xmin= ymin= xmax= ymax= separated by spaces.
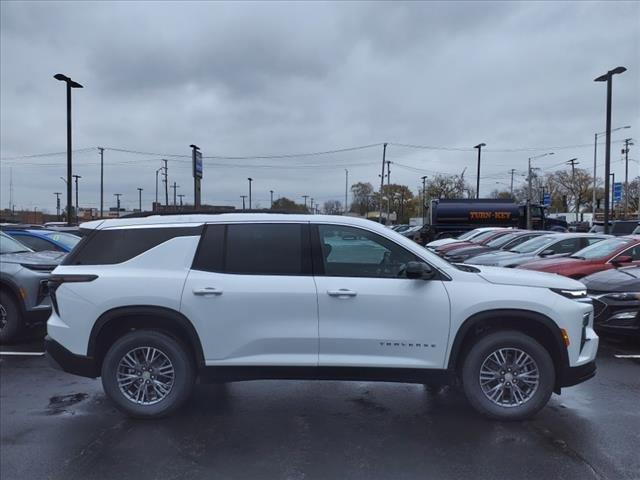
xmin=612 ymin=255 xmax=632 ymax=266
xmin=540 ymin=249 xmax=556 ymax=257
xmin=406 ymin=261 xmax=435 ymax=280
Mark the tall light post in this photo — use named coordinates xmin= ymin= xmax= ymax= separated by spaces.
xmin=622 ymin=138 xmax=634 ymax=220
xmin=53 ymin=74 xmax=83 ymax=226
xmin=595 ymin=66 xmax=627 ymax=234
xmin=247 ymin=178 xmax=253 ymax=209
xmin=527 ymin=152 xmax=554 ymax=229
xmin=344 ymin=169 xmax=349 ymax=214
xmin=137 ymin=187 xmax=143 ymax=212
xmin=72 ymin=174 xmax=81 ymax=224
xmin=54 ymin=192 xmax=61 ymax=220
xmin=114 ymin=193 xmax=122 ymax=218
xmin=567 ymin=158 xmax=579 ymax=222
xmin=592 ymin=125 xmax=631 ymax=216
xmin=421 ymin=175 xmax=428 ymax=225
xmin=474 ymin=143 xmax=486 ymax=199
xmin=240 ymin=195 xmax=247 ymax=211
xmin=155 ymin=167 xmax=163 ymax=209
xmin=270 ymin=190 xmax=274 ymax=209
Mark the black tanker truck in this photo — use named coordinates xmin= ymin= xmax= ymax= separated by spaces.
xmin=417 ymin=199 xmax=568 ymax=243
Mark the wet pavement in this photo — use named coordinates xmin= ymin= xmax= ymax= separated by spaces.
xmin=1 ymin=338 xmax=639 ymax=480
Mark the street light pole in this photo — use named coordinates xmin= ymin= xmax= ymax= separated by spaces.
xmin=474 ymin=143 xmax=486 ymax=199
xmin=240 ymin=195 xmax=247 ymax=211
xmin=379 ymin=143 xmax=387 ymax=224
xmin=623 ymin=138 xmax=634 ymax=219
xmin=114 ymin=193 xmax=122 ymax=218
xmin=98 ymin=147 xmax=104 ymax=218
xmin=344 ymin=169 xmax=349 ymax=214
xmin=54 ymin=192 xmax=61 ymax=220
xmin=137 ymin=187 xmax=143 ymax=212
xmin=270 ymin=190 xmax=274 ymax=209
xmin=592 ymin=126 xmax=630 ymax=217
xmin=567 ymin=158 xmax=579 ymax=222
xmin=247 ymin=178 xmax=253 ymax=209
xmin=421 ymin=176 xmax=428 ymax=225
xmin=53 ymin=74 xmax=83 ymax=226
xmin=155 ymin=167 xmax=162 ymax=209
xmin=527 ymin=152 xmax=554 ymax=229
xmin=72 ymin=174 xmax=81 ymax=224
xmin=595 ymin=66 xmax=627 ymax=234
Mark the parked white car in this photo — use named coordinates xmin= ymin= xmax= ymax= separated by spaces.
xmin=46 ymin=214 xmax=598 ymax=420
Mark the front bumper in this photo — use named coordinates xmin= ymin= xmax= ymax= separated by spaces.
xmin=558 ymin=360 xmax=596 ymax=388
xmin=45 ymin=336 xmax=98 ymax=378
xmin=24 ymin=304 xmax=51 ymax=327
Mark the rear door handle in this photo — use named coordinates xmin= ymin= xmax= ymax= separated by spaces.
xmin=327 ymin=289 xmax=357 ymax=297
xmin=193 ymin=287 xmax=223 ymax=296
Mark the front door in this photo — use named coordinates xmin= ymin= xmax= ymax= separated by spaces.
xmin=313 ymin=224 xmax=451 ymax=369
xmin=181 ymin=222 xmax=319 ymax=366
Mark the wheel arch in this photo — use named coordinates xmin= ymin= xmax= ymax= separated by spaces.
xmin=88 ymin=306 xmax=205 ymax=372
xmin=447 ymin=309 xmax=569 ymax=389
xmin=0 ymin=277 xmax=26 ymax=316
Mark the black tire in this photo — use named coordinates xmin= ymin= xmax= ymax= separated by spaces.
xmin=0 ymin=291 xmax=22 ymax=344
xmin=461 ymin=330 xmax=555 ymax=421
xmin=101 ymin=330 xmax=196 ymax=418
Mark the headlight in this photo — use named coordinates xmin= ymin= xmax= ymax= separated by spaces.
xmin=604 ymin=292 xmax=640 ymax=301
xmin=551 ymin=288 xmax=587 ymax=299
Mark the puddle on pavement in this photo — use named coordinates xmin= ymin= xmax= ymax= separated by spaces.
xmin=47 ymin=393 xmax=90 ymax=415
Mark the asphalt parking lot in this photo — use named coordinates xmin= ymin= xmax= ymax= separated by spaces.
xmin=1 ymin=337 xmax=639 ymax=480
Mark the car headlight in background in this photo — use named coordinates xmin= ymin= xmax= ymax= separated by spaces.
xmin=551 ymin=288 xmax=588 ymax=299
xmin=604 ymin=292 xmax=640 ymax=301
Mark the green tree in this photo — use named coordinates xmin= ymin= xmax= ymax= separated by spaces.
xmin=272 ymin=197 xmax=308 ymax=212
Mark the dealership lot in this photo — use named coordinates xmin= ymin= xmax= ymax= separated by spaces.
xmin=1 ymin=337 xmax=638 ymax=480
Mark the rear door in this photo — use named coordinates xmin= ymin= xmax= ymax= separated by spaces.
xmin=181 ymin=222 xmax=319 ymax=366
xmin=312 ymin=223 xmax=451 ymax=369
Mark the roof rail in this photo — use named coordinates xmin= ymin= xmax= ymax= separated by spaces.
xmin=120 ymin=209 xmax=306 ymax=218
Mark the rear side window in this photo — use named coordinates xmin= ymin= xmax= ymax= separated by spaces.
xmin=62 ymin=226 xmax=202 ymax=265
xmin=193 ymin=223 xmax=309 ymax=275
xmin=12 ymin=235 xmax=62 ymax=252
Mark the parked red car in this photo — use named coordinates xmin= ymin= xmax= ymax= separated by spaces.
xmin=517 ymin=236 xmax=640 ymax=279
xmin=434 ymin=229 xmax=512 ymax=256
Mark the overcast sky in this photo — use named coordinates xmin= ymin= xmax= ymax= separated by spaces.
xmin=1 ymin=0 xmax=639 ymax=213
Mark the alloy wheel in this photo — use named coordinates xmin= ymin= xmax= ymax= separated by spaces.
xmin=479 ymin=347 xmax=540 ymax=407
xmin=116 ymin=346 xmax=175 ymax=405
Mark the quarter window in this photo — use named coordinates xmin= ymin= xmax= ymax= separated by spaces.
xmin=317 ymin=224 xmax=422 ymax=278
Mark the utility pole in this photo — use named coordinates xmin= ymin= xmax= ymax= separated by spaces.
xmin=72 ymin=174 xmax=81 ymax=224
xmin=595 ymin=66 xmax=627 ymax=234
xmin=567 ymin=158 xmax=579 ymax=222
xmin=162 ymin=159 xmax=169 ymax=207
xmin=137 ymin=187 xmax=143 ymax=212
xmin=240 ymin=195 xmax=247 ymax=211
xmin=54 ymin=192 xmax=61 ymax=220
xmin=379 ymin=143 xmax=387 ymax=224
xmin=9 ymin=168 xmax=13 ymax=215
xmin=421 ymin=176 xmax=428 ymax=225
xmin=526 ymin=153 xmax=553 ymax=229
xmin=386 ymin=160 xmax=391 ymax=224
xmin=155 ymin=167 xmax=162 ymax=209
xmin=509 ymin=169 xmax=516 ymax=197
xmin=344 ymin=169 xmax=349 ymax=214
xmin=270 ymin=190 xmax=274 ymax=209
xmin=171 ymin=182 xmax=179 ymax=208
xmin=302 ymin=195 xmax=309 ymax=210
xmin=623 ymin=138 xmax=633 ymax=219
xmin=178 ymin=194 xmax=185 ymax=209
xmin=474 ymin=143 xmax=486 ymax=199
xmin=98 ymin=147 xmax=104 ymax=218
xmin=114 ymin=193 xmax=122 ymax=218
xmin=610 ymin=173 xmax=616 ymax=214
xmin=310 ymin=198 xmax=314 ymax=215
xmin=247 ymin=178 xmax=253 ymax=209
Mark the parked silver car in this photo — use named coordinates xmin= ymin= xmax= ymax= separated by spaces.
xmin=466 ymin=233 xmax=609 ymax=268
xmin=0 ymin=231 xmax=65 ymax=343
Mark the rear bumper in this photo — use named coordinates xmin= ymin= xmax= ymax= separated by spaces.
xmin=558 ymin=360 xmax=596 ymax=388
xmin=45 ymin=336 xmax=98 ymax=378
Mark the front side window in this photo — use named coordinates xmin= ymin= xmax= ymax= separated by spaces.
xmin=546 ymin=238 xmax=582 ymax=255
xmin=616 ymin=244 xmax=640 ymax=261
xmin=317 ymin=224 xmax=421 ymax=278
xmin=0 ymin=232 xmax=33 ymax=254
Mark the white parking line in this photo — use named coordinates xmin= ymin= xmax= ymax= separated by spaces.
xmin=614 ymin=354 xmax=640 ymax=359
xmin=0 ymin=351 xmax=45 ymax=356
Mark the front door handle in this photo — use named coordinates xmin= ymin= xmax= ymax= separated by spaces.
xmin=193 ymin=287 xmax=223 ymax=296
xmin=327 ymin=289 xmax=357 ymax=297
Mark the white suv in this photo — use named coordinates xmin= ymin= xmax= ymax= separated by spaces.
xmin=46 ymin=214 xmax=598 ymax=420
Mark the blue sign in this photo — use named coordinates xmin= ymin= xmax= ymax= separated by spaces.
xmin=613 ymin=182 xmax=622 ymax=204
xmin=193 ymin=150 xmax=203 ymax=179
xmin=542 ymin=193 xmax=551 ymax=206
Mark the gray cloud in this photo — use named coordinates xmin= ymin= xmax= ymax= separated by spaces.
xmin=1 ymin=0 xmax=639 ymax=212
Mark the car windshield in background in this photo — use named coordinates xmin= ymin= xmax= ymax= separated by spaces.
xmin=570 ymin=238 xmax=633 ymax=260
xmin=45 ymin=231 xmax=80 ymax=249
xmin=0 ymin=232 xmax=33 ymax=254
xmin=510 ymin=235 xmax=555 ymax=254
xmin=486 ymin=232 xmax=519 ymax=248
xmin=457 ymin=229 xmax=480 ymax=240
xmin=470 ymin=230 xmax=502 ymax=243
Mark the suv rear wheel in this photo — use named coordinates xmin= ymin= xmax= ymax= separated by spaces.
xmin=461 ymin=330 xmax=555 ymax=420
xmin=101 ymin=330 xmax=195 ymax=418
xmin=0 ymin=291 xmax=22 ymax=344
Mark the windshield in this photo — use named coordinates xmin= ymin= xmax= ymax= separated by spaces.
xmin=510 ymin=235 xmax=555 ymax=254
xmin=45 ymin=231 xmax=81 ymax=249
xmin=457 ymin=229 xmax=481 ymax=240
xmin=486 ymin=232 xmax=519 ymax=248
xmin=471 ymin=230 xmax=503 ymax=243
xmin=0 ymin=232 xmax=34 ymax=254
xmin=570 ymin=237 xmax=633 ymax=260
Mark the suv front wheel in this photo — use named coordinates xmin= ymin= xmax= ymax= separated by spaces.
xmin=461 ymin=330 xmax=555 ymax=421
xmin=101 ymin=330 xmax=195 ymax=418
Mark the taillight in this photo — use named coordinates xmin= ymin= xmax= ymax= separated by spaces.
xmin=48 ymin=274 xmax=98 ymax=315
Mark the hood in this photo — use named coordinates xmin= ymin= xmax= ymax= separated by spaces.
xmin=582 ymin=267 xmax=640 ymax=293
xmin=0 ymin=250 xmax=66 ymax=267
xmin=475 ymin=265 xmax=585 ymax=290
xmin=467 ymin=250 xmax=525 ymax=266
xmin=446 ymin=245 xmax=490 ymax=257
xmin=518 ymin=256 xmax=589 ymax=271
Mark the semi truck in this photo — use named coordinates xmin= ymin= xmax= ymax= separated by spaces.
xmin=415 ymin=199 xmax=568 ymax=243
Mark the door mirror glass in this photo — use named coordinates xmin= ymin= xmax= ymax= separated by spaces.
xmin=540 ymin=249 xmax=555 ymax=257
xmin=405 ymin=261 xmax=435 ymax=280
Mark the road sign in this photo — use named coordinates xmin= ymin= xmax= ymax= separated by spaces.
xmin=193 ymin=150 xmax=203 ymax=179
xmin=613 ymin=182 xmax=622 ymax=204
xmin=542 ymin=193 xmax=551 ymax=206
